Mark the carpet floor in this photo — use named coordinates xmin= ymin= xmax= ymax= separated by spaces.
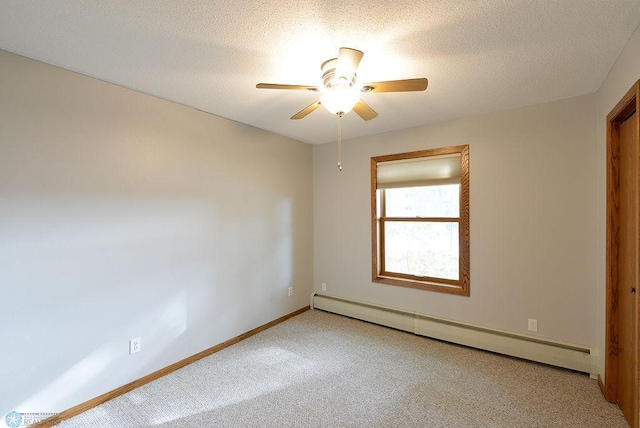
xmin=57 ymin=309 xmax=628 ymax=427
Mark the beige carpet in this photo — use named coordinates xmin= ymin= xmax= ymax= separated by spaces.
xmin=58 ymin=309 xmax=628 ymax=427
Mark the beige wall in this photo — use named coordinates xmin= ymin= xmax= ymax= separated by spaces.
xmin=0 ymin=49 xmax=313 ymax=413
xmin=595 ymin=23 xmax=640 ymax=380
xmin=314 ymin=94 xmax=598 ymax=348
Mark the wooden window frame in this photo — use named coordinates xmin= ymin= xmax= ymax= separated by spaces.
xmin=371 ymin=145 xmax=470 ymax=296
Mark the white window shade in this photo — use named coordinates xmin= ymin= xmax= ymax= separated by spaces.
xmin=377 ymin=153 xmax=461 ymax=189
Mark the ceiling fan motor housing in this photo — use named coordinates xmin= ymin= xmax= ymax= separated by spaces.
xmin=321 ymin=58 xmax=357 ymax=89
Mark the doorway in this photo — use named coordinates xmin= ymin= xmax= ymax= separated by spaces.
xmin=606 ymin=80 xmax=640 ymax=428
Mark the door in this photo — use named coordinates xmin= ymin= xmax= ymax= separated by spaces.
xmin=619 ymin=109 xmax=638 ymax=425
xmin=606 ymin=80 xmax=640 ymax=428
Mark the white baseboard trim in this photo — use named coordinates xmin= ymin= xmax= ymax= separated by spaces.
xmin=311 ymin=292 xmax=594 ymax=376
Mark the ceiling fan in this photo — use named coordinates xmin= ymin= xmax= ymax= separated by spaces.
xmin=256 ymin=47 xmax=428 ymax=120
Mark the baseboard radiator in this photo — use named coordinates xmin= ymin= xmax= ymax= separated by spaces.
xmin=311 ymin=292 xmax=594 ymax=377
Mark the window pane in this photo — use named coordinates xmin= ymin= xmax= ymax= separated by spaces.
xmin=384 ymin=221 xmax=459 ymax=280
xmin=385 ymin=185 xmax=459 ymax=218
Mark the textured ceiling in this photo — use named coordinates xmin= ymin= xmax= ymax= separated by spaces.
xmin=1 ymin=1 xmax=639 ymax=144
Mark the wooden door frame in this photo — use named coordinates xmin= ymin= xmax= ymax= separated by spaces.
xmin=605 ymin=80 xmax=640 ymax=427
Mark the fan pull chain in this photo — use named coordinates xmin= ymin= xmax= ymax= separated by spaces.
xmin=337 ymin=112 xmax=343 ymax=172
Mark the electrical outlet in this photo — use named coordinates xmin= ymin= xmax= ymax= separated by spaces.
xmin=527 ymin=319 xmax=538 ymax=333
xmin=321 ymin=282 xmax=327 ymax=292
xmin=129 ymin=337 xmax=141 ymax=354
xmin=288 ymin=287 xmax=293 ymax=297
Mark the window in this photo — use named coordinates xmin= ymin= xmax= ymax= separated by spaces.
xmin=371 ymin=145 xmax=469 ymax=295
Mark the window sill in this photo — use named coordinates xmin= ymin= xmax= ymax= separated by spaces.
xmin=373 ymin=275 xmax=469 ymax=296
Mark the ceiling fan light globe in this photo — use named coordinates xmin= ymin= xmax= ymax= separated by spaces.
xmin=321 ymin=86 xmax=360 ymax=115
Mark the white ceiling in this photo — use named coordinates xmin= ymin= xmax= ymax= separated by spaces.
xmin=1 ymin=1 xmax=639 ymax=144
